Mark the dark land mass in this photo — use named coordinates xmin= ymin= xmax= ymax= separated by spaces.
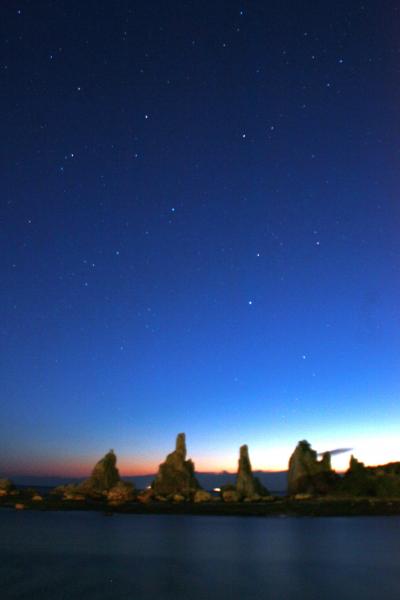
xmin=1 ymin=491 xmax=400 ymax=518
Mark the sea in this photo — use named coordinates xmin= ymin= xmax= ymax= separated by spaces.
xmin=0 ymin=509 xmax=399 ymax=599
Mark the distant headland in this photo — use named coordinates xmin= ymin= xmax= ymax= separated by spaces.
xmin=1 ymin=433 xmax=400 ymax=516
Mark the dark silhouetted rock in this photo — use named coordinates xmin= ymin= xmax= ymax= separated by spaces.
xmin=236 ymin=445 xmax=269 ymax=499
xmin=288 ymin=440 xmax=337 ymax=495
xmin=152 ymin=433 xmax=200 ymax=498
xmin=86 ymin=449 xmax=120 ymax=491
xmin=73 ymin=449 xmax=121 ymax=497
xmin=53 ymin=450 xmax=122 ymax=499
xmin=338 ymin=455 xmax=400 ymax=497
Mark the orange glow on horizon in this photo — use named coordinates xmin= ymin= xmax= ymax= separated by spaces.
xmin=4 ymin=435 xmax=400 ymax=477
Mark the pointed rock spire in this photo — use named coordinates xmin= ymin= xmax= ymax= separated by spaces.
xmin=175 ymin=433 xmax=187 ymax=458
xmin=152 ymin=433 xmax=200 ymax=498
xmin=236 ymin=444 xmax=269 ymax=499
xmin=89 ymin=449 xmax=120 ymax=491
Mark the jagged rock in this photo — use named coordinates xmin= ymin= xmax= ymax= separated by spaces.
xmin=0 ymin=479 xmax=14 ymax=496
xmin=320 ymin=451 xmax=332 ymax=471
xmin=236 ymin=445 xmax=269 ymax=499
xmin=338 ymin=455 xmax=400 ymax=497
xmin=339 ymin=455 xmax=374 ymax=496
xmin=194 ymin=490 xmax=212 ymax=503
xmin=107 ymin=481 xmax=135 ymax=504
xmin=349 ymin=455 xmax=365 ymax=473
xmin=288 ymin=440 xmax=336 ymax=496
xmin=152 ymin=433 xmax=200 ymax=498
xmin=84 ymin=449 xmax=120 ymax=492
xmin=54 ymin=450 xmax=121 ymax=500
xmin=222 ymin=489 xmax=240 ymax=502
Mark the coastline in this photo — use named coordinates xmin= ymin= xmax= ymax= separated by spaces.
xmin=2 ymin=495 xmax=400 ymax=517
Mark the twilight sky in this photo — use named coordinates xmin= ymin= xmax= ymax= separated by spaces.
xmin=1 ymin=1 xmax=399 ymax=478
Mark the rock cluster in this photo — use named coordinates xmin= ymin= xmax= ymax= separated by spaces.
xmin=107 ymin=481 xmax=135 ymax=504
xmin=287 ymin=440 xmax=336 ymax=495
xmin=152 ymin=433 xmax=200 ymax=498
xmin=8 ymin=434 xmax=400 ymax=505
xmin=236 ymin=445 xmax=269 ymax=500
xmin=338 ymin=455 xmax=400 ymax=497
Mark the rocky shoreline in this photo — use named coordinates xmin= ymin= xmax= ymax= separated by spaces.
xmin=2 ymin=432 xmax=400 ymax=517
xmin=1 ymin=492 xmax=400 ymax=517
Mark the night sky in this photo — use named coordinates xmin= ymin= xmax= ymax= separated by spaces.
xmin=1 ymin=1 xmax=399 ymax=478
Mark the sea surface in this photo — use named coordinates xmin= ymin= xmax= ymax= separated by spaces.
xmin=0 ymin=509 xmax=399 ymax=599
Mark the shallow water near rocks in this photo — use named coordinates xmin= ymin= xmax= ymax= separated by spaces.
xmin=1 ymin=509 xmax=399 ymax=599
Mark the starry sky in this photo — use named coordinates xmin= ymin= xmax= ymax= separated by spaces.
xmin=1 ymin=1 xmax=399 ymax=478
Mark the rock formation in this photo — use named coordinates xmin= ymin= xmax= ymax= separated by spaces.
xmin=54 ymin=449 xmax=122 ymax=499
xmin=236 ymin=445 xmax=269 ymax=499
xmin=152 ymin=433 xmax=200 ymax=498
xmin=288 ymin=440 xmax=336 ymax=495
xmin=339 ymin=455 xmax=400 ymax=497
xmin=85 ymin=449 xmax=120 ymax=491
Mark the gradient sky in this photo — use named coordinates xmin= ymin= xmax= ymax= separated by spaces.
xmin=1 ymin=1 xmax=399 ymax=478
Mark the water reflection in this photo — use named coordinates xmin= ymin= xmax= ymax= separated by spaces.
xmin=1 ymin=511 xmax=399 ymax=599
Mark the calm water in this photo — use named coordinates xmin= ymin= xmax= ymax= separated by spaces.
xmin=1 ymin=509 xmax=399 ymax=599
